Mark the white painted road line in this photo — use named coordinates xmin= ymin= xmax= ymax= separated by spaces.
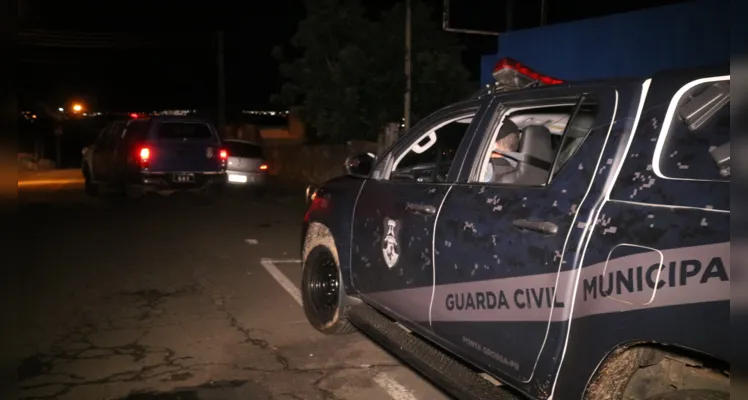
xmin=258 ymin=256 xmax=421 ymax=400
xmin=373 ymin=373 xmax=419 ymax=400
xmin=259 ymin=258 xmax=302 ymax=305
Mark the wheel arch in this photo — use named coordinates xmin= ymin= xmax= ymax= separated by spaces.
xmin=584 ymin=341 xmax=730 ymax=400
xmin=302 ymin=222 xmax=340 ymax=268
xmin=301 ymin=178 xmax=367 ymax=297
xmin=302 ymin=221 xmax=358 ymax=297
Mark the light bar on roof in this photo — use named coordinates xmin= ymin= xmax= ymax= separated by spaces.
xmin=492 ymin=57 xmax=564 ymax=91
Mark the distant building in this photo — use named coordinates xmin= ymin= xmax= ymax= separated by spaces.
xmin=480 ymin=0 xmax=729 ymax=85
xmin=223 ymin=107 xmax=306 ymax=145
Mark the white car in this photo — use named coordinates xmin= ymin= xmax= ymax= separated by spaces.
xmin=223 ymin=139 xmax=268 ymax=188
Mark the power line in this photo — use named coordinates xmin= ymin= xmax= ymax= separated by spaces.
xmin=21 ymin=29 xmax=118 ymax=38
xmin=18 ymin=30 xmax=217 ymax=49
xmin=18 ymin=29 xmax=120 ymax=48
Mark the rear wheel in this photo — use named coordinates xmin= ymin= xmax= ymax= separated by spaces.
xmin=301 ymin=245 xmax=356 ymax=335
xmin=646 ymin=390 xmax=729 ymax=400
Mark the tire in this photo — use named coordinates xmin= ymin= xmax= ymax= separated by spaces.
xmin=301 ymin=242 xmax=357 ymax=335
xmin=83 ymin=167 xmax=98 ymax=197
xmin=646 ymin=389 xmax=730 ymax=400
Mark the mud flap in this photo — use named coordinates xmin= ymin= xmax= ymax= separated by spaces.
xmin=347 ymin=303 xmax=522 ymax=400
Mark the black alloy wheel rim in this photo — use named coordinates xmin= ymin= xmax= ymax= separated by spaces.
xmin=309 ymin=252 xmax=340 ymax=323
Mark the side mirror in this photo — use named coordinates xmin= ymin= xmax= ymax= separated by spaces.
xmin=344 ymin=153 xmax=376 ymax=178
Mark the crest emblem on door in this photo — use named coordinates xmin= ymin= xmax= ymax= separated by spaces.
xmin=206 ymin=147 xmax=214 ymax=159
xmin=382 ymin=218 xmax=401 ymax=269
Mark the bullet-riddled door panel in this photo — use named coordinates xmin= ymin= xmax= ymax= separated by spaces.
xmin=350 ymin=104 xmax=484 ymax=331
xmin=350 ymin=182 xmax=450 ymax=326
xmin=431 ymin=87 xmax=618 ymax=384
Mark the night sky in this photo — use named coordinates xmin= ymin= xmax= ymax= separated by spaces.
xmin=18 ymin=0 xmax=689 ymax=112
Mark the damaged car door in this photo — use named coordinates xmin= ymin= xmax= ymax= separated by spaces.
xmin=432 ymin=86 xmax=619 ymax=385
xmin=350 ymin=99 xmax=488 ymax=337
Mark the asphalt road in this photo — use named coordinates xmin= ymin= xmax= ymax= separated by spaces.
xmin=15 ymin=175 xmax=451 ymax=400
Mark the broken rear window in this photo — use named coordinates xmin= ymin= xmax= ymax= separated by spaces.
xmin=657 ymin=78 xmax=730 ymax=181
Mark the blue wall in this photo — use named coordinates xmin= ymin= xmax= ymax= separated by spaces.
xmin=480 ymin=0 xmax=729 ymax=85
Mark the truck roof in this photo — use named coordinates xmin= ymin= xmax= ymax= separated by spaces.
xmin=473 ymin=63 xmax=728 ymax=100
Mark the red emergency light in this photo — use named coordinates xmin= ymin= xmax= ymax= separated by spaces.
xmin=492 ymin=58 xmax=565 ymax=90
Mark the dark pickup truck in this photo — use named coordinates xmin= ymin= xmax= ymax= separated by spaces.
xmin=300 ymin=60 xmax=730 ymax=400
xmin=82 ymin=116 xmax=228 ymax=202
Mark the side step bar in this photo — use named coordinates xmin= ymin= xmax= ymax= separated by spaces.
xmin=347 ymin=303 xmax=523 ymax=400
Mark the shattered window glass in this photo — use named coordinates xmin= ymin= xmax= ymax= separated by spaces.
xmin=658 ymin=79 xmax=730 ymax=181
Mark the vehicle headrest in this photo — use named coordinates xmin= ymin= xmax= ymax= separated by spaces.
xmin=519 ymin=125 xmax=554 ymax=164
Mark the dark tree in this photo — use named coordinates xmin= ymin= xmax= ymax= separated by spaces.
xmin=273 ymin=0 xmax=473 ymax=143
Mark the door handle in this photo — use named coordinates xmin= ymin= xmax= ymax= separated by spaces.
xmin=406 ymin=203 xmax=437 ymax=215
xmin=513 ymin=219 xmax=558 ymax=235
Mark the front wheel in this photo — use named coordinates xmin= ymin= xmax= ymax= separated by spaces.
xmin=301 ymin=245 xmax=356 ymax=335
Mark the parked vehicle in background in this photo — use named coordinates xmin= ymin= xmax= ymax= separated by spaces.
xmin=222 ymin=139 xmax=268 ymax=190
xmin=300 ymin=59 xmax=730 ymax=400
xmin=81 ymin=116 xmax=228 ymax=202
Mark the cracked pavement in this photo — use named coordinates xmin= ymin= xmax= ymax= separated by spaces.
xmin=14 ymin=182 xmax=450 ymax=400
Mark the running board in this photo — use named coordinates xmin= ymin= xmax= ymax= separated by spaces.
xmin=347 ymin=303 xmax=523 ymax=400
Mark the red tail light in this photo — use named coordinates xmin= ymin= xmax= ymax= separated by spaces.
xmin=259 ymin=163 xmax=268 ymax=171
xmin=139 ymin=147 xmax=150 ymax=161
xmin=219 ymin=149 xmax=228 ymax=160
xmin=138 ymin=146 xmax=151 ymax=168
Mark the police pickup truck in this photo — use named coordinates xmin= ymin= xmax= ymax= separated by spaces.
xmin=300 ymin=59 xmax=730 ymax=400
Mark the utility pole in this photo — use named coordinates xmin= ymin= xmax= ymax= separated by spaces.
xmin=217 ymin=31 xmax=226 ymax=132
xmin=55 ymin=127 xmax=62 ymax=168
xmin=404 ymin=0 xmax=412 ymax=131
xmin=507 ymin=0 xmax=515 ymax=31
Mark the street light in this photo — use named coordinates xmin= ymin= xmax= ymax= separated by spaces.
xmin=72 ymin=104 xmax=83 ymax=113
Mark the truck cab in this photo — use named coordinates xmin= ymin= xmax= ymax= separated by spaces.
xmin=300 ymin=59 xmax=730 ymax=400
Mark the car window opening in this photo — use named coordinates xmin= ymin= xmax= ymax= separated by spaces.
xmin=390 ymin=113 xmax=477 ymax=183
xmin=224 ymin=141 xmax=265 ymax=159
xmin=660 ymin=79 xmax=731 ymax=181
xmin=476 ymin=100 xmax=600 ymax=186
